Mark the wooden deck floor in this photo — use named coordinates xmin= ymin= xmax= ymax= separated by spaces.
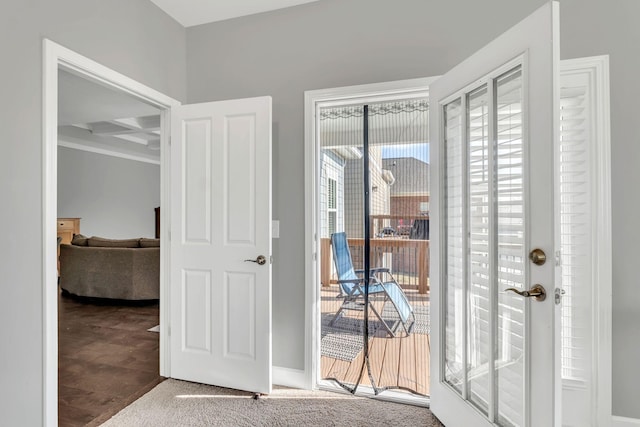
xmin=320 ymin=285 xmax=430 ymax=397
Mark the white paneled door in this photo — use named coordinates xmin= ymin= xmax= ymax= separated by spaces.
xmin=170 ymin=97 xmax=272 ymax=394
xmin=429 ymin=3 xmax=561 ymax=426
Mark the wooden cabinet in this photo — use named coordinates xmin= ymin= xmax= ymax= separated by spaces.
xmin=57 ymin=218 xmax=80 ymax=275
xmin=57 ymin=218 xmax=81 ymax=245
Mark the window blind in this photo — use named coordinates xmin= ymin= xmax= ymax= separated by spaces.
xmin=559 ymin=84 xmax=592 ymax=384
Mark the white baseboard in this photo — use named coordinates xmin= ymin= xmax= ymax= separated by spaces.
xmin=273 ymin=366 xmax=308 ymax=390
xmin=613 ymin=415 xmax=640 ymax=426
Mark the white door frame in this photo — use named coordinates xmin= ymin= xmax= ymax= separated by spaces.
xmin=303 ymin=77 xmax=437 ymax=399
xmin=302 ymin=62 xmax=612 ymax=421
xmin=42 ymin=39 xmax=179 ymax=426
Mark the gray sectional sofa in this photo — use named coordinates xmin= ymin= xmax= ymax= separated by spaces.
xmin=59 ymin=235 xmax=160 ymax=300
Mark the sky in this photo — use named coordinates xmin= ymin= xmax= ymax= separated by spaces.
xmin=381 ymin=143 xmax=429 ymax=164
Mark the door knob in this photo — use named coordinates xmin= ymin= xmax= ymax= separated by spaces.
xmin=244 ymin=255 xmax=267 ymax=265
xmin=504 ymin=284 xmax=546 ymax=301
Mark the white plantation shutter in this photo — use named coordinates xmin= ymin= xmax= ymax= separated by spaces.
xmin=467 ymin=85 xmax=492 ymax=413
xmin=444 ymin=99 xmax=465 ymax=391
xmin=494 ymin=69 xmax=526 ymax=427
xmin=442 ymin=66 xmax=527 ymax=427
xmin=559 ymin=83 xmax=592 ymax=384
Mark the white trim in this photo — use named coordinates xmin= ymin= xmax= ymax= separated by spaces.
xmin=42 ymin=39 xmax=58 ymax=427
xmin=304 ymin=77 xmax=437 ymax=392
xmin=559 ymin=55 xmax=612 ymax=427
xmin=273 ymin=366 xmax=308 ymax=389
xmin=58 ymin=139 xmax=161 ymax=165
xmin=43 ymin=39 xmax=180 ymax=427
xmin=613 ymin=416 xmax=640 ymax=427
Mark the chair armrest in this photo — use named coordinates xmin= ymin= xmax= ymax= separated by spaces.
xmin=355 ymin=267 xmax=390 ymax=277
xmin=337 ymin=278 xmax=365 ymax=284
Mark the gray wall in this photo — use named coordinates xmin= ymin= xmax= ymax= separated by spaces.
xmin=187 ymin=0 xmax=640 ymax=418
xmin=187 ymin=0 xmax=543 ymax=373
xmin=57 ymin=147 xmax=160 ymax=239
xmin=0 ymin=0 xmax=185 ymax=423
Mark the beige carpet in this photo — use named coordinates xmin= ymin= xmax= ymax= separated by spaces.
xmin=101 ymin=379 xmax=443 ymax=426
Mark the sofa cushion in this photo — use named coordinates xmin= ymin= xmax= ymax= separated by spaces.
xmin=87 ymin=237 xmax=140 ymax=248
xmin=139 ymin=238 xmax=160 ymax=248
xmin=71 ymin=234 xmax=88 ymax=246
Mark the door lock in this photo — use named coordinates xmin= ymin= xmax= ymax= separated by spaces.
xmin=529 ymin=248 xmax=547 ymax=266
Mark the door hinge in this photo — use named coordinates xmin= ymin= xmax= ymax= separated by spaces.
xmin=168 ymin=325 xmax=171 ymax=337
xmin=168 ymin=136 xmax=172 ymax=146
xmin=168 ymin=230 xmax=171 ymax=241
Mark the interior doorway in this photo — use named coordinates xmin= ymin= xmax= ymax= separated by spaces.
xmin=56 ymin=67 xmax=165 ymax=424
xmin=43 ymin=39 xmax=179 ymax=425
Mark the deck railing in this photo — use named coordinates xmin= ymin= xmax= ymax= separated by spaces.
xmin=321 ymin=237 xmax=429 ymax=294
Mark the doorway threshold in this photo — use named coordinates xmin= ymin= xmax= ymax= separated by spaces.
xmin=318 ymin=379 xmax=429 ymax=408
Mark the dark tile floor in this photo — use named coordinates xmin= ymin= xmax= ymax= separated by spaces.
xmin=58 ymin=289 xmax=163 ymax=426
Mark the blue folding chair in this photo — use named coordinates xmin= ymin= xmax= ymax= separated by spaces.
xmin=330 ymin=232 xmax=415 ymax=337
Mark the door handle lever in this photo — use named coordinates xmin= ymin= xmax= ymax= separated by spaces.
xmin=504 ymin=284 xmax=546 ymax=302
xmin=244 ymin=255 xmax=267 ymax=266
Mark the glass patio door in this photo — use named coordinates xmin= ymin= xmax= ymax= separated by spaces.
xmin=429 ymin=3 xmax=561 ymax=426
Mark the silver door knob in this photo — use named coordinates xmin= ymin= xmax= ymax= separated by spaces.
xmin=244 ymin=255 xmax=267 ymax=265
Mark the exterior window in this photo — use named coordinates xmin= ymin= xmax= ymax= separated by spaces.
xmin=328 ymin=178 xmax=337 ymax=235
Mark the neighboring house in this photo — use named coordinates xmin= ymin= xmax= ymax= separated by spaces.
xmin=319 ymin=146 xmax=394 ymax=239
xmin=343 ymin=146 xmax=393 ymax=238
xmin=2 ymin=0 xmax=639 ymax=424
xmin=382 ymin=157 xmax=429 ymax=232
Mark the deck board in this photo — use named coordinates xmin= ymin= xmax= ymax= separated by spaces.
xmin=414 ymin=332 xmax=430 ymax=396
xmin=398 ymin=333 xmax=417 ymax=391
xmin=320 ymin=285 xmax=430 ymax=397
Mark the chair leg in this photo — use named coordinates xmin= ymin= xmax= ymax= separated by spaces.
xmin=401 ymin=312 xmax=417 ymax=335
xmin=329 ymin=305 xmax=346 ymax=326
xmin=369 ymin=303 xmax=395 ymax=338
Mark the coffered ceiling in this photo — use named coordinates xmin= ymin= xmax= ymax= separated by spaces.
xmin=58 ymin=70 xmax=162 ymax=164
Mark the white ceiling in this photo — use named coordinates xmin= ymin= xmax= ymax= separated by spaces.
xmin=59 ymin=70 xmax=160 ymax=125
xmin=149 ymin=0 xmax=324 ymax=27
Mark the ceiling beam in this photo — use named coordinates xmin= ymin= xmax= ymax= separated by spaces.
xmin=90 ymin=115 xmax=160 ymax=136
xmin=112 ymin=115 xmax=161 ymax=131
